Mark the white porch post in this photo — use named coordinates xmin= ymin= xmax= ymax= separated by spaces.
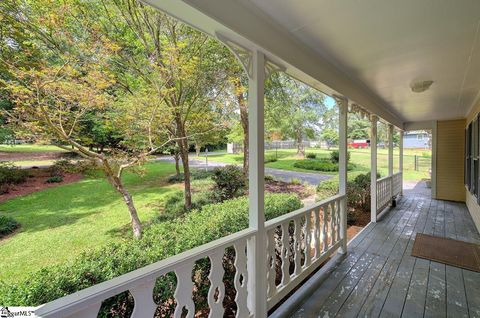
xmin=370 ymin=115 xmax=378 ymax=222
xmin=388 ymin=124 xmax=394 ymax=200
xmin=388 ymin=124 xmax=394 ymax=176
xmin=334 ymin=95 xmax=348 ymax=254
xmin=399 ymin=130 xmax=404 ymax=195
xmin=247 ymin=49 xmax=267 ymax=317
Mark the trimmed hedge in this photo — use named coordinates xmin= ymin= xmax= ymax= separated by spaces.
xmin=293 ymin=159 xmax=355 ymax=172
xmin=0 ymin=215 xmax=20 ymax=238
xmin=0 ymin=193 xmax=302 ymax=309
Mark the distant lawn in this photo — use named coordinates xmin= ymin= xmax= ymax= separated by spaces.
xmin=0 ymin=144 xmax=66 ymax=153
xmin=5 ymin=160 xmax=57 ymax=167
xmin=207 ymin=147 xmax=430 ymax=181
xmin=0 ymin=161 xmax=179 ymax=283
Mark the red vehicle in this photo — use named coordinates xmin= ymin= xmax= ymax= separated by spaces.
xmin=348 ymin=139 xmax=370 ymax=149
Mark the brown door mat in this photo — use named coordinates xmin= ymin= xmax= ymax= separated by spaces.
xmin=412 ymin=233 xmax=480 ymax=272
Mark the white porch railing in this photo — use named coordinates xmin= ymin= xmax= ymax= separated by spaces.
xmin=35 ymin=195 xmax=346 ymax=318
xmin=376 ymin=172 xmax=402 ymax=213
xmin=265 ymin=194 xmax=345 ymax=309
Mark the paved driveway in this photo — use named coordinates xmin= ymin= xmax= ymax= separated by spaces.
xmin=157 ymin=156 xmax=332 ymax=186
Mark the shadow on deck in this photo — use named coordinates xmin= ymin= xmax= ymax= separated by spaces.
xmin=271 ymin=193 xmax=480 ymax=318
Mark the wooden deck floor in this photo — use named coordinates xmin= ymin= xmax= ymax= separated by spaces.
xmin=290 ymin=195 xmax=480 ymax=318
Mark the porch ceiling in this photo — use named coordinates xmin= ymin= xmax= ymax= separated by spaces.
xmin=246 ymin=0 xmax=480 ymax=122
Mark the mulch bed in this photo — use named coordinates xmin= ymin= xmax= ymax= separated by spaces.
xmin=265 ymin=180 xmax=313 ymax=199
xmin=0 ymin=168 xmax=82 ymax=203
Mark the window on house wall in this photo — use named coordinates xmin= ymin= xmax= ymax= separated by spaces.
xmin=471 ymin=119 xmax=479 ymax=199
xmin=466 ymin=122 xmax=472 ymax=191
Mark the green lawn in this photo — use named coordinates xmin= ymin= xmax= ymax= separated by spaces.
xmin=0 ymin=161 xmax=180 ymax=283
xmin=0 ymin=144 xmax=66 ymax=153
xmin=4 ymin=160 xmax=57 ymax=167
xmin=207 ymin=147 xmax=430 ymax=181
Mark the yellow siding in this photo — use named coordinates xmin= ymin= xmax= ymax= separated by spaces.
xmin=436 ymin=119 xmax=465 ymax=202
xmin=466 ymin=99 xmax=480 ymax=233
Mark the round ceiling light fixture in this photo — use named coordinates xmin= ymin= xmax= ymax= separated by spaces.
xmin=410 ymin=80 xmax=434 ymax=93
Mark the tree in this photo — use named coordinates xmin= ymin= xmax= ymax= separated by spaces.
xmin=348 ymin=113 xmax=370 ymax=140
xmin=0 ymin=0 xmax=183 ymax=238
xmin=265 ymin=73 xmax=326 ymax=157
xmin=95 ymin=0 xmax=232 ymax=209
xmin=321 ymin=128 xmax=339 ymax=149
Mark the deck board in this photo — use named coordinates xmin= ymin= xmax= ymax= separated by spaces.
xmin=287 ymin=194 xmax=480 ymax=318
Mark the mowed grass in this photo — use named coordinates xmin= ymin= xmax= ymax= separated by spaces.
xmin=207 ymin=147 xmax=430 ymax=181
xmin=0 ymin=161 xmax=180 ymax=283
xmin=0 ymin=144 xmax=66 ymax=153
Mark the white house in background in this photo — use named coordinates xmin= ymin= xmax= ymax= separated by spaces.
xmin=403 ymin=131 xmax=431 ymax=149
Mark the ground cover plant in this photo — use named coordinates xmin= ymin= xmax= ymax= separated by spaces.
xmin=0 ymin=215 xmax=20 ymax=238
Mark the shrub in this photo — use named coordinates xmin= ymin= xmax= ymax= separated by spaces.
xmin=330 ymin=150 xmax=351 ymax=163
xmin=166 ymin=169 xmax=214 ymax=184
xmin=159 ymin=190 xmax=217 ymax=222
xmin=265 ymin=174 xmax=276 ymax=182
xmin=306 ymin=153 xmax=317 ymax=159
xmin=50 ymin=159 xmax=97 ymax=176
xmin=290 ymin=178 xmax=302 ymax=185
xmin=264 ymin=155 xmax=278 ymax=163
xmin=294 ymin=159 xmax=338 ymax=172
xmin=0 ymin=215 xmax=20 ymax=238
xmin=212 ymin=165 xmax=246 ymax=201
xmin=0 ymin=193 xmax=302 ymax=312
xmin=45 ymin=175 xmax=63 ymax=183
xmin=0 ymin=163 xmax=28 ymax=194
xmin=316 ymin=172 xmax=380 ymax=210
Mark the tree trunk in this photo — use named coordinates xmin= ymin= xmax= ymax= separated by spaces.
xmin=296 ymin=130 xmax=305 ymax=157
xmin=100 ymin=159 xmax=142 ymax=239
xmin=174 ymin=149 xmax=181 ymax=177
xmin=108 ymin=174 xmax=142 ymax=239
xmin=235 ymin=79 xmax=249 ymax=175
xmin=175 ymin=118 xmax=192 ymax=209
xmin=195 ymin=142 xmax=201 ymax=157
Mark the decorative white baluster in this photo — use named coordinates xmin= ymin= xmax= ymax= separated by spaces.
xmin=330 ymin=203 xmax=336 ymax=245
xmin=336 ymin=200 xmax=341 ymax=243
xmin=280 ymin=222 xmax=290 ymax=285
xmin=293 ymin=217 xmax=302 ymax=276
xmin=131 ymin=280 xmax=158 ymax=318
xmin=208 ymin=250 xmax=225 ymax=318
xmin=314 ymin=208 xmax=321 ymax=259
xmin=234 ymin=240 xmax=249 ymax=318
xmin=322 ymin=206 xmax=328 ymax=252
xmin=266 ymin=229 xmax=277 ymax=299
xmin=174 ymin=262 xmax=195 ymax=318
xmin=304 ymin=211 xmax=312 ymax=267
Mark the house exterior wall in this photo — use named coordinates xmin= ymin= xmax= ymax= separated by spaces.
xmin=466 ymin=100 xmax=480 ymax=232
xmin=436 ymin=119 xmax=465 ymax=202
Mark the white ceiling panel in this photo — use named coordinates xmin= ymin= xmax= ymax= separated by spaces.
xmin=247 ymin=0 xmax=480 ymax=122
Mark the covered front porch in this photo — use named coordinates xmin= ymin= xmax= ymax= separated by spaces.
xmin=32 ymin=0 xmax=480 ymax=317
xmin=274 ymin=193 xmax=480 ymax=318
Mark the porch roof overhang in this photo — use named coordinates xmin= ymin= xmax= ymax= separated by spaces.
xmin=143 ymin=0 xmax=405 ymax=128
xmin=144 ymin=0 xmax=480 ymax=129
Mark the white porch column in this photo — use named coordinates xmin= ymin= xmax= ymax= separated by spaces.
xmin=399 ymin=130 xmax=404 ymax=195
xmin=388 ymin=124 xmax=394 ymax=176
xmin=247 ymin=49 xmax=267 ymax=317
xmin=334 ymin=95 xmax=348 ymax=254
xmin=370 ymin=115 xmax=378 ymax=223
xmin=388 ymin=124 xmax=394 ymax=201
